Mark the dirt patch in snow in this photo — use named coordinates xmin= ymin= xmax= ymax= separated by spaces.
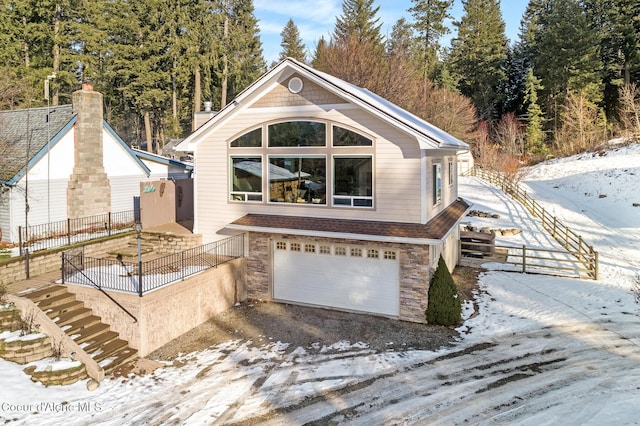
xmin=148 ymin=266 xmax=481 ymax=361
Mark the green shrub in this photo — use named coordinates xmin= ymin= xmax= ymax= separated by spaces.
xmin=426 ymin=255 xmax=462 ymax=326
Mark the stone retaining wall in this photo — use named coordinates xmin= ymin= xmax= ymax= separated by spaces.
xmin=65 ymin=257 xmax=247 ymax=357
xmin=0 ymin=234 xmax=135 ymax=286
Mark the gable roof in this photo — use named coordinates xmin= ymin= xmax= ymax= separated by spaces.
xmin=0 ymin=104 xmax=182 ymax=185
xmin=131 ymin=147 xmax=193 ymax=172
xmin=0 ymin=105 xmax=75 ymax=183
xmin=178 ymin=58 xmax=469 ymax=152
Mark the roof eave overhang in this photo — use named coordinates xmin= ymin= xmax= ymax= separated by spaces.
xmin=225 ymin=224 xmax=444 ymax=245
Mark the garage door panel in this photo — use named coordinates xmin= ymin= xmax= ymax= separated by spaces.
xmin=273 ymin=242 xmax=399 ymax=316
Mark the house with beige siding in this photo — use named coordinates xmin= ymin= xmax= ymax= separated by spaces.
xmin=178 ymin=58 xmax=470 ymax=323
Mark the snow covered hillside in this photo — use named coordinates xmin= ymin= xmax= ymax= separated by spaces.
xmin=1 ymin=144 xmax=639 ymax=425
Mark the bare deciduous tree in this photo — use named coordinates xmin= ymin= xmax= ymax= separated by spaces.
xmin=619 ymin=83 xmax=640 ymax=142
xmin=495 ymin=113 xmax=525 ymax=158
xmin=554 ymin=90 xmax=605 ymax=156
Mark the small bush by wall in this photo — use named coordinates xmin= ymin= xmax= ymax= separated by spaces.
xmin=426 ymin=255 xmax=462 ymax=326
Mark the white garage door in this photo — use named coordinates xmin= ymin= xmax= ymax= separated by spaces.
xmin=273 ymin=241 xmax=399 ymax=316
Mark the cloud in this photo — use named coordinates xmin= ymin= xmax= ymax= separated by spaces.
xmin=254 ymin=0 xmax=341 ymax=24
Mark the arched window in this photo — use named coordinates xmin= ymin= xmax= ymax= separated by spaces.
xmin=268 ymin=121 xmax=326 ymax=147
xmin=333 ymin=125 xmax=372 ymax=146
xmin=230 ymin=128 xmax=262 ymax=147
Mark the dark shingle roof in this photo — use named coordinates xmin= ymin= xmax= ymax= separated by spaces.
xmin=227 ymin=198 xmax=470 ymax=243
xmin=0 ymin=105 xmax=74 ymax=183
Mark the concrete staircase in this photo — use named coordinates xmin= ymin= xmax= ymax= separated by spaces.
xmin=24 ymin=285 xmax=138 ymax=375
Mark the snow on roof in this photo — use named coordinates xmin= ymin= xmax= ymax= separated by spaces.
xmin=178 ymin=58 xmax=469 ymax=152
xmin=295 ymin=59 xmax=468 ymax=150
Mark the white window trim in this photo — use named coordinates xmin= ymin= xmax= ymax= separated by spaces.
xmin=332 ymin=154 xmax=374 ymax=209
xmin=331 ymin=124 xmax=374 ymax=147
xmin=267 ymin=154 xmax=327 ymax=206
xmin=448 ymin=159 xmax=455 ymax=187
xmin=267 ymin=120 xmax=328 ymax=148
xmin=229 ymin=155 xmax=263 ymax=203
xmin=433 ymin=162 xmax=443 ymax=206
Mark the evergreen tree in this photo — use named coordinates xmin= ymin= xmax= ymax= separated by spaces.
xmin=216 ymin=0 xmax=265 ymax=109
xmin=448 ymin=0 xmax=508 ymax=122
xmin=527 ymin=0 xmax=603 ymax=130
xmin=582 ymin=0 xmax=640 ymax=118
xmin=387 ymin=18 xmax=414 ymax=57
xmin=278 ymin=19 xmax=306 ymax=63
xmin=409 ymin=0 xmax=453 ymax=82
xmin=426 ymin=255 xmax=461 ymax=326
xmin=524 ymin=68 xmax=545 ymax=155
xmin=333 ymin=0 xmax=383 ymax=46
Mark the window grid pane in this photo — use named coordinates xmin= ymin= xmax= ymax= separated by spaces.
xmin=384 ymin=250 xmax=397 ymax=260
xmin=230 ymin=128 xmax=262 ymax=147
xmin=268 ymin=121 xmax=326 ymax=147
xmin=231 ymin=157 xmax=262 ymax=202
xmin=333 ymin=125 xmax=373 ymax=146
xmin=268 ymin=157 xmax=326 ymax=205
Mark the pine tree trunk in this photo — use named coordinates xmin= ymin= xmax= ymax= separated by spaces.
xmin=22 ymin=16 xmax=29 ymax=67
xmin=144 ymin=112 xmax=153 ymax=153
xmin=221 ymin=2 xmax=229 ymax=109
xmin=193 ymin=66 xmax=201 ymax=131
xmin=52 ymin=2 xmax=61 ymax=106
xmin=172 ymin=56 xmax=178 ymax=120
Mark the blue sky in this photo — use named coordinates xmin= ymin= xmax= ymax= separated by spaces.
xmin=254 ymin=0 xmax=530 ymax=64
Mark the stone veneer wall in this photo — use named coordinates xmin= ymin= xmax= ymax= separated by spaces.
xmin=65 ymin=258 xmax=247 ymax=357
xmin=246 ymin=232 xmax=433 ymax=323
xmin=67 ymin=85 xmax=111 ymax=219
xmin=144 ymin=231 xmax=203 ymax=255
xmin=250 ymin=75 xmax=347 ymax=109
xmin=0 ymin=234 xmax=134 ymax=286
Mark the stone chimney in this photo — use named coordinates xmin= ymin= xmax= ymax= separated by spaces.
xmin=67 ymin=83 xmax=111 ymax=219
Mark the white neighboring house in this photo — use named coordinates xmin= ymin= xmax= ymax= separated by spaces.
xmin=457 ymin=150 xmax=475 ymax=175
xmin=0 ymin=85 xmax=192 ymax=244
xmin=177 ymin=58 xmax=471 ymax=323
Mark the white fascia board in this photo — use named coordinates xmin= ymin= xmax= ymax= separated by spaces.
xmin=225 ymin=224 xmax=443 ymax=245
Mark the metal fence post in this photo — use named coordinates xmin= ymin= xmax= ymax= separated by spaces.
xmin=522 ymin=245 xmax=526 ymax=273
xmin=25 ymin=248 xmax=30 ymax=279
xmin=67 ymin=218 xmax=72 ymax=246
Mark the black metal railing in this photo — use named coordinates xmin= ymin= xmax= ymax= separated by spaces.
xmin=62 ymin=253 xmax=138 ymax=322
xmin=19 ymin=210 xmax=136 ymax=255
xmin=61 ymin=234 xmax=244 ymax=295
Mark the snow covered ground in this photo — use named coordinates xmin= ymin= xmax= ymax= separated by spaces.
xmin=1 ymin=144 xmax=640 ymax=425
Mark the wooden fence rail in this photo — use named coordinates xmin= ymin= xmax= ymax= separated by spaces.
xmin=468 ymin=167 xmax=598 ymax=279
xmin=459 ymin=241 xmax=597 ymax=279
